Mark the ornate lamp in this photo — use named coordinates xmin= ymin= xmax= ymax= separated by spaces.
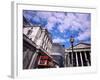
xmin=70 ymin=36 xmax=74 ymax=66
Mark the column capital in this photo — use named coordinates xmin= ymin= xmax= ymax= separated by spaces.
xmin=36 ymin=49 xmax=40 ymax=53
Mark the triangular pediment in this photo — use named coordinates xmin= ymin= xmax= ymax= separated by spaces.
xmin=73 ymin=43 xmax=90 ymax=49
xmin=67 ymin=43 xmax=91 ymax=49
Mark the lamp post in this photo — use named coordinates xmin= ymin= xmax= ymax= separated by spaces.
xmin=70 ymin=36 xmax=74 ymax=66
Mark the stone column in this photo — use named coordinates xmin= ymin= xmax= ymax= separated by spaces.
xmin=65 ymin=54 xmax=67 ymax=67
xmin=80 ymin=52 xmax=83 ymax=66
xmin=66 ymin=53 xmax=70 ymax=67
xmin=71 ymin=52 xmax=73 ymax=67
xmin=28 ymin=49 xmax=39 ymax=69
xmin=84 ymin=51 xmax=90 ymax=66
xmin=67 ymin=53 xmax=70 ymax=67
xmin=38 ymin=30 xmax=45 ymax=47
xmin=75 ymin=52 xmax=79 ymax=67
xmin=88 ymin=51 xmax=91 ymax=66
xmin=23 ymin=49 xmax=29 ymax=59
xmin=68 ymin=53 xmax=71 ymax=67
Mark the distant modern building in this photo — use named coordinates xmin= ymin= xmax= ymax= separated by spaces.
xmin=23 ymin=25 xmax=58 ymax=69
xmin=65 ymin=43 xmax=91 ymax=67
xmin=51 ymin=43 xmax=65 ymax=67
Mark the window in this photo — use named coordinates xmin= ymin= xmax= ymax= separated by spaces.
xmin=38 ymin=56 xmax=48 ymax=65
xmin=27 ymin=27 xmax=33 ymax=36
xmin=39 ymin=60 xmax=47 ymax=65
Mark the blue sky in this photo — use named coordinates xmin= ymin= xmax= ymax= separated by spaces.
xmin=23 ymin=10 xmax=91 ymax=48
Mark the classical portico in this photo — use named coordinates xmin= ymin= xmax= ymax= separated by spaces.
xmin=65 ymin=43 xmax=91 ymax=67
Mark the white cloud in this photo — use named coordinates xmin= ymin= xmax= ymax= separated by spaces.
xmin=24 ymin=11 xmax=91 ymax=43
xmin=48 ymin=16 xmax=57 ymax=23
xmin=77 ymin=29 xmax=91 ymax=41
xmin=24 ymin=11 xmax=90 ymax=32
xmin=32 ymin=16 xmax=40 ymax=22
xmin=58 ymin=13 xmax=90 ymax=33
xmin=53 ymin=37 xmax=66 ymax=43
xmin=58 ymin=24 xmax=70 ymax=33
xmin=36 ymin=12 xmax=52 ymax=19
xmin=33 ymin=11 xmax=90 ymax=36
xmin=53 ymin=12 xmax=65 ymax=20
xmin=45 ymin=22 xmax=55 ymax=30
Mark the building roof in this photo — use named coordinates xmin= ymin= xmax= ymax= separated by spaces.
xmin=67 ymin=43 xmax=91 ymax=50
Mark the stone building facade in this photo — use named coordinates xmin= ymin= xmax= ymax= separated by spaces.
xmin=23 ymin=26 xmax=58 ymax=69
xmin=23 ymin=26 xmax=52 ymax=54
xmin=65 ymin=43 xmax=91 ymax=67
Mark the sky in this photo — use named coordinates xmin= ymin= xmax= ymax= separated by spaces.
xmin=23 ymin=10 xmax=91 ymax=48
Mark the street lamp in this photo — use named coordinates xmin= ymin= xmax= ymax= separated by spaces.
xmin=70 ymin=36 xmax=74 ymax=66
xmin=70 ymin=36 xmax=74 ymax=50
